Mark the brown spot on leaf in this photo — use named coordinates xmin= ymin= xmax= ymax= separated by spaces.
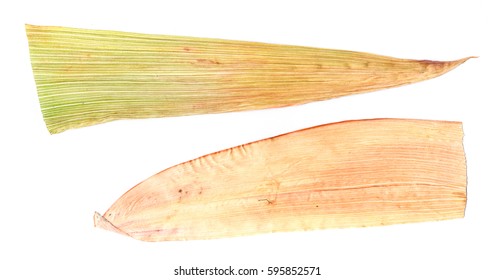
xmin=258 ymin=198 xmax=275 ymax=205
xmin=417 ymin=59 xmax=447 ymax=71
xmin=196 ymin=58 xmax=221 ymax=65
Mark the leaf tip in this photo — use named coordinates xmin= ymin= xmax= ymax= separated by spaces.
xmin=93 ymin=211 xmax=130 ymax=238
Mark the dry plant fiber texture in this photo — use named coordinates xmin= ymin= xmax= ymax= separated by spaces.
xmin=94 ymin=118 xmax=467 ymax=241
xmin=26 ymin=25 xmax=473 ymax=134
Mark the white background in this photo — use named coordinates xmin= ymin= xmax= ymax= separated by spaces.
xmin=1 ymin=1 xmax=492 ymax=279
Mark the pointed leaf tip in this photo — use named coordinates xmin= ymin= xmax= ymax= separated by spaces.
xmin=93 ymin=211 xmax=130 ymax=237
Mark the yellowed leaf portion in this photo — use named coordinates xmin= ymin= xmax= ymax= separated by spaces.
xmin=26 ymin=24 xmax=473 ymax=134
xmin=95 ymin=119 xmax=466 ymax=241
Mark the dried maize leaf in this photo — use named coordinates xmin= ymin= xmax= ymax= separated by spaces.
xmin=94 ymin=118 xmax=467 ymax=241
xmin=26 ymin=25 xmax=473 ymax=134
